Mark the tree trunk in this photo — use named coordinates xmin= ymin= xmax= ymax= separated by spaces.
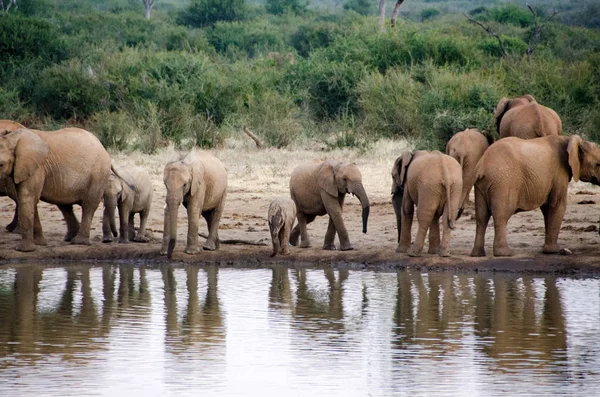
xmin=378 ymin=0 xmax=387 ymax=29
xmin=391 ymin=0 xmax=405 ymax=28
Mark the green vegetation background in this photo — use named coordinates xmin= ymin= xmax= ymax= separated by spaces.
xmin=1 ymin=0 xmax=599 ymax=152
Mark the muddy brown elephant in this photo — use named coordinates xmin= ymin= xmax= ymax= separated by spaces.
xmin=470 ymin=135 xmax=600 ymax=257
xmin=0 ymin=128 xmax=111 ymax=251
xmin=495 ymin=95 xmax=562 ymax=139
xmin=392 ymin=151 xmax=462 ymax=257
xmin=102 ymin=166 xmax=154 ymax=244
xmin=268 ymin=196 xmax=296 ymax=257
xmin=289 ymin=160 xmax=369 ymax=251
xmin=160 ymin=151 xmax=228 ymax=259
xmin=446 ymin=128 xmax=493 ymax=210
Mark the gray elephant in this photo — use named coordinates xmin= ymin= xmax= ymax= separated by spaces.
xmin=160 ymin=151 xmax=228 ymax=259
xmin=289 ymin=160 xmax=370 ymax=251
xmin=392 ymin=151 xmax=462 ymax=257
xmin=495 ymin=94 xmax=562 ymax=139
xmin=268 ymin=196 xmax=296 ymax=257
xmin=0 ymin=128 xmax=111 ymax=252
xmin=102 ymin=166 xmax=154 ymax=244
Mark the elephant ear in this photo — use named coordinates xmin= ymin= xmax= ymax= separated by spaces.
xmin=318 ymin=161 xmax=338 ymax=197
xmin=494 ymin=97 xmax=511 ymax=120
xmin=392 ymin=152 xmax=412 ymax=195
xmin=190 ymin=160 xmax=205 ymax=197
xmin=567 ymin=135 xmax=583 ymax=182
xmin=10 ymin=129 xmax=49 ymax=184
xmin=523 ymin=94 xmax=537 ymax=103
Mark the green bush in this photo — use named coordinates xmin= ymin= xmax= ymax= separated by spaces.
xmin=0 ymin=15 xmax=67 ymax=64
xmin=478 ymin=36 xmax=528 ymax=57
xmin=482 ymin=4 xmax=532 ymax=28
xmin=343 ymin=0 xmax=375 ymax=16
xmin=290 ymin=20 xmax=344 ymax=57
xmin=208 ymin=20 xmax=287 ymax=57
xmin=422 ymin=8 xmax=441 ymax=21
xmin=177 ymin=0 xmax=247 ymax=28
xmin=265 ymin=0 xmax=307 ymax=16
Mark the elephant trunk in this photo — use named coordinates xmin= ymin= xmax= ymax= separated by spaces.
xmin=166 ymin=194 xmax=181 ymax=259
xmin=106 ymin=196 xmax=118 ymax=238
xmin=392 ymin=191 xmax=403 ymax=243
xmin=351 ymin=182 xmax=370 ymax=234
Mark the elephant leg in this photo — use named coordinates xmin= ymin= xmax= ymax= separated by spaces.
xmin=323 ymin=218 xmax=338 ymax=250
xmin=202 ymin=209 xmax=219 ymax=251
xmin=117 ymin=204 xmax=131 ymax=244
xmin=323 ymin=195 xmax=352 ymax=251
xmin=492 ymin=213 xmax=513 ymax=257
xmin=6 ymin=205 xmax=18 ymax=233
xmin=397 ymin=197 xmax=414 ymax=253
xmin=33 ymin=206 xmax=47 ymax=246
xmin=440 ymin=211 xmax=452 ymax=257
xmin=428 ymin=214 xmax=441 ymax=254
xmin=279 ymin=225 xmax=291 ymax=256
xmin=58 ymin=204 xmax=80 ymax=242
xmin=134 ymin=209 xmax=151 ymax=243
xmin=408 ymin=207 xmax=435 ymax=257
xmin=71 ymin=199 xmax=100 ymax=245
xmin=128 ymin=213 xmax=136 ymax=241
xmin=185 ymin=203 xmax=201 ymax=255
xmin=15 ymin=188 xmax=39 ymax=252
xmin=102 ymin=205 xmax=114 ymax=243
xmin=296 ymin=212 xmax=314 ymax=248
xmin=470 ymin=188 xmax=489 ymax=257
xmin=541 ymin=202 xmax=566 ymax=254
xmin=289 ymin=223 xmax=300 ymax=246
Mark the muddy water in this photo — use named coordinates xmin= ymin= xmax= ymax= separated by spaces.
xmin=0 ymin=265 xmax=599 ymax=396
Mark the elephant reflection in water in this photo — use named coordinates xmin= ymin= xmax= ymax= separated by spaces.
xmin=473 ymin=275 xmax=567 ymax=372
xmin=0 ymin=265 xmax=145 ymax=364
xmin=160 ymin=265 xmax=224 ymax=353
xmin=393 ymin=271 xmax=474 ymax=353
xmin=269 ymin=266 xmax=294 ymax=312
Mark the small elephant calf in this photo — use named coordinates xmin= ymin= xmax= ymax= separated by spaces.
xmin=102 ymin=166 xmax=153 ymax=243
xmin=268 ymin=197 xmax=296 ymax=256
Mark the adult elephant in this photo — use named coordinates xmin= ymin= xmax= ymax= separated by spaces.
xmin=0 ymin=120 xmax=25 ymax=232
xmin=392 ymin=151 xmax=462 ymax=257
xmin=470 ymin=135 xmax=600 ymax=257
xmin=160 ymin=151 xmax=228 ymax=259
xmin=0 ymin=127 xmax=111 ymax=251
xmin=445 ymin=128 xmax=493 ymax=210
xmin=495 ymin=94 xmax=562 ymax=139
xmin=289 ymin=160 xmax=369 ymax=251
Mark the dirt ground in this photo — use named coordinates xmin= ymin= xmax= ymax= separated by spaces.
xmin=2 ymin=138 xmax=600 ymax=274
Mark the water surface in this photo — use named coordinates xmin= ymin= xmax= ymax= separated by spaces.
xmin=0 ymin=264 xmax=599 ymax=396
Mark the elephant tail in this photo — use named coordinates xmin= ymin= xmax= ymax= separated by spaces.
xmin=441 ymin=159 xmax=457 ymax=230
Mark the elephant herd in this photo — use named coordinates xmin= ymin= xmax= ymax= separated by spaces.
xmin=1 ymin=94 xmax=599 ymax=259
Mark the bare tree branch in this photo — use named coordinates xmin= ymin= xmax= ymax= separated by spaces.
xmin=526 ymin=4 xmax=558 ymax=56
xmin=390 ymin=0 xmax=405 ymax=28
xmin=243 ymin=125 xmax=264 ymax=149
xmin=464 ymin=12 xmax=508 ymax=57
xmin=378 ymin=0 xmax=387 ymax=30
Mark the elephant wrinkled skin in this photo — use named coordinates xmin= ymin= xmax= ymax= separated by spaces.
xmin=289 ymin=160 xmax=370 ymax=251
xmin=495 ymin=95 xmax=562 ymax=139
xmin=160 ymin=151 xmax=228 ymax=259
xmin=392 ymin=151 xmax=463 ymax=257
xmin=268 ymin=196 xmax=296 ymax=257
xmin=102 ymin=166 xmax=154 ymax=244
xmin=0 ymin=127 xmax=111 ymax=252
xmin=470 ymin=135 xmax=600 ymax=257
xmin=446 ymin=128 xmax=492 ymax=210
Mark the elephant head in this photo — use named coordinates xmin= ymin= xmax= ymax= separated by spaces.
xmin=567 ymin=135 xmax=600 ymax=185
xmin=163 ymin=158 xmax=204 ymax=259
xmin=318 ymin=160 xmax=370 ymax=233
xmin=494 ymin=95 xmax=537 ymax=134
xmin=0 ymin=128 xmax=49 ymax=184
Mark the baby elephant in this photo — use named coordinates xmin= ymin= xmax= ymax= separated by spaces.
xmin=102 ymin=166 xmax=153 ymax=243
xmin=392 ymin=151 xmax=462 ymax=257
xmin=268 ymin=197 xmax=296 ymax=256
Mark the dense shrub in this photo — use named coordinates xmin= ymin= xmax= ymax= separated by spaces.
xmin=208 ymin=20 xmax=287 ymax=57
xmin=481 ymin=4 xmax=532 ymax=28
xmin=0 ymin=15 xmax=67 ymax=64
xmin=290 ymin=20 xmax=344 ymax=57
xmin=422 ymin=8 xmax=441 ymax=21
xmin=177 ymin=0 xmax=247 ymax=28
xmin=343 ymin=0 xmax=374 ymax=16
xmin=265 ymin=0 xmax=307 ymax=16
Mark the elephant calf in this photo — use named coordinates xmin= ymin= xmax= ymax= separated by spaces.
xmin=471 ymin=135 xmax=600 ymax=257
xmin=392 ymin=151 xmax=463 ymax=257
xmin=102 ymin=166 xmax=154 ymax=243
xmin=268 ymin=197 xmax=296 ymax=257
xmin=446 ymin=128 xmax=492 ymax=210
xmin=289 ymin=160 xmax=369 ymax=251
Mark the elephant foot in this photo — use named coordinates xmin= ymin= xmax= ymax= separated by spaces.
xmin=280 ymin=249 xmax=291 ymax=256
xmin=270 ymin=251 xmax=278 ymax=257
xmin=16 ymin=240 xmax=37 ymax=252
xmin=407 ymin=246 xmax=423 ymax=257
xmin=493 ymin=246 xmax=514 ymax=257
xmin=203 ymin=240 xmax=217 ymax=251
xmin=323 ymin=243 xmax=337 ymax=250
xmin=470 ymin=247 xmax=486 ymax=257
xmin=542 ymin=244 xmax=560 ymax=254
xmin=63 ymin=231 xmax=78 ymax=242
xmin=117 ymin=237 xmax=130 ymax=244
xmin=133 ymin=235 xmax=151 ymax=243
xmin=70 ymin=235 xmax=91 ymax=246
xmin=428 ymin=246 xmax=440 ymax=254
xmin=34 ymin=237 xmax=47 ymax=246
xmin=102 ymin=236 xmax=114 ymax=243
xmin=299 ymin=241 xmax=312 ymax=249
xmin=396 ymin=244 xmax=409 ymax=253
xmin=439 ymin=248 xmax=450 ymax=257
xmin=185 ymin=246 xmax=200 ymax=255
xmin=339 ymin=243 xmax=354 ymax=251
xmin=289 ymin=229 xmax=300 ymax=246
xmin=6 ymin=222 xmax=18 ymax=233
xmin=159 ymin=247 xmax=168 ymax=256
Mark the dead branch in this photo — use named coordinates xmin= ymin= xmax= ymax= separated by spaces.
xmin=153 ymin=229 xmax=268 ymax=246
xmin=390 ymin=0 xmax=405 ymax=28
xmin=243 ymin=125 xmax=264 ymax=149
xmin=526 ymin=5 xmax=558 ymax=56
xmin=464 ymin=13 xmax=508 ymax=57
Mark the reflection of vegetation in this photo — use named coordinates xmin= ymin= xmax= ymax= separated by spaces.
xmin=0 ymin=1 xmax=598 ymax=152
